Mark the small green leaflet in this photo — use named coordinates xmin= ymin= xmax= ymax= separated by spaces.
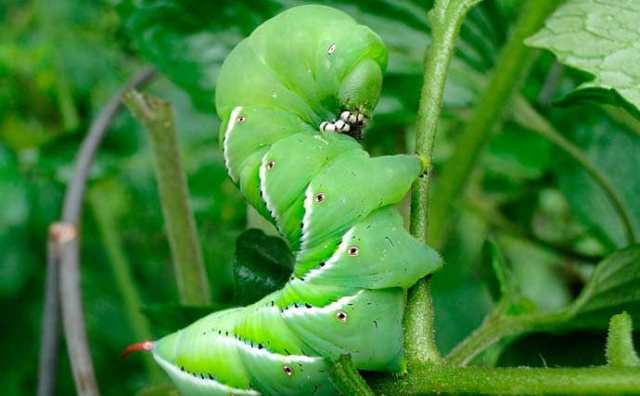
xmin=570 ymin=245 xmax=640 ymax=328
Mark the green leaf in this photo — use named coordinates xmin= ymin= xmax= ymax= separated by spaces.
xmin=555 ymin=86 xmax=640 ymax=120
xmin=116 ymin=1 xmax=272 ymax=110
xmin=481 ymin=238 xmax=514 ymax=300
xmin=500 ymin=236 xmax=573 ymax=313
xmin=526 ymin=0 xmax=640 ymax=114
xmin=570 ymin=245 xmax=640 ymax=328
xmin=233 ymin=228 xmax=293 ymax=305
xmin=485 ymin=124 xmax=553 ymax=181
xmin=554 ymin=113 xmax=640 ymax=249
xmin=606 ymin=312 xmax=640 ymax=367
xmin=434 ymin=212 xmax=494 ymax=353
xmin=481 ymin=238 xmax=538 ymax=318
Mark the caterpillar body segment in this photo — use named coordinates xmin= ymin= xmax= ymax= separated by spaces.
xmin=215 ymin=6 xmax=387 ymax=128
xmin=146 ymin=5 xmax=442 ymax=395
xmin=293 ymin=152 xmax=425 ymax=269
xmin=301 ymin=206 xmax=442 ymax=289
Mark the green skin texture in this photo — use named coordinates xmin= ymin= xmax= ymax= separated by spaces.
xmin=150 ymin=5 xmax=442 ymax=396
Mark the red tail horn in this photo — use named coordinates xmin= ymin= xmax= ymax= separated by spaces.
xmin=121 ymin=340 xmax=154 ymax=359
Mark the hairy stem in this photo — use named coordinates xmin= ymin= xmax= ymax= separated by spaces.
xmin=329 ymin=355 xmax=375 ymax=396
xmin=88 ymin=190 xmax=164 ymax=383
xmin=606 ymin=312 xmax=640 ymax=368
xmin=428 ymin=0 xmax=561 ymax=248
xmin=123 ymin=91 xmax=211 ymax=306
xmin=406 ymin=0 xmax=482 ymax=366
xmin=512 ymin=96 xmax=637 ymax=244
xmin=404 ymin=281 xmax=441 ymax=366
xmin=371 ymin=363 xmax=640 ymax=395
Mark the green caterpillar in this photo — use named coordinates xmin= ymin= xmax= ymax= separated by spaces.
xmin=133 ymin=5 xmax=441 ymax=395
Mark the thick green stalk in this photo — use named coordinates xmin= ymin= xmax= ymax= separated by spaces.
xmin=88 ymin=189 xmax=163 ymax=383
xmin=329 ymin=355 xmax=375 ymax=396
xmin=123 ymin=91 xmax=211 ymax=306
xmin=406 ymin=0 xmax=482 ymax=366
xmin=428 ymin=0 xmax=562 ymax=248
xmin=370 ymin=363 xmax=640 ymax=395
xmin=404 ymin=281 xmax=441 ymax=366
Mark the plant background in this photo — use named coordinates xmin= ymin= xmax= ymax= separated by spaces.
xmin=1 ymin=0 xmax=638 ymax=395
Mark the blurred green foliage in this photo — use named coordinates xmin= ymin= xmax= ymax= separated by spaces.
xmin=1 ymin=0 xmax=639 ymax=395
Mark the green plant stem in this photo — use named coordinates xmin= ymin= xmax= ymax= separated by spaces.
xmin=370 ymin=363 xmax=640 ymax=395
xmin=428 ymin=0 xmax=561 ymax=248
xmin=404 ymin=281 xmax=441 ymax=366
xmin=88 ymin=189 xmax=164 ymax=383
xmin=329 ymin=355 xmax=375 ymax=396
xmin=512 ymin=96 xmax=637 ymax=244
xmin=406 ymin=0 xmax=482 ymax=366
xmin=606 ymin=312 xmax=640 ymax=367
xmin=446 ymin=299 xmax=569 ymax=366
xmin=123 ymin=90 xmax=211 ymax=306
xmin=448 ymin=243 xmax=635 ymax=367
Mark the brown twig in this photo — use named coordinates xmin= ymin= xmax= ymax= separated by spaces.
xmin=37 ymin=233 xmax=62 ymax=396
xmin=38 ymin=67 xmax=155 ymax=396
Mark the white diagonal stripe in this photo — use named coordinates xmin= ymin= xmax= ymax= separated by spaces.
xmin=223 ymin=106 xmax=243 ymax=182
xmin=153 ymin=353 xmax=260 ymax=395
xmin=302 ymin=228 xmax=354 ymax=282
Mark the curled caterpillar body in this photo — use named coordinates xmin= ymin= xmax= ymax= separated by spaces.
xmin=147 ymin=5 xmax=442 ymax=396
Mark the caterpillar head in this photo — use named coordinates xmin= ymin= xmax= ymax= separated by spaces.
xmin=322 ymin=35 xmax=386 ymax=140
xmin=319 ymin=59 xmax=383 ymax=140
xmin=337 ymin=59 xmax=383 ymax=121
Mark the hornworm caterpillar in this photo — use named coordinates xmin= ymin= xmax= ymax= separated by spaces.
xmin=130 ymin=5 xmax=442 ymax=395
